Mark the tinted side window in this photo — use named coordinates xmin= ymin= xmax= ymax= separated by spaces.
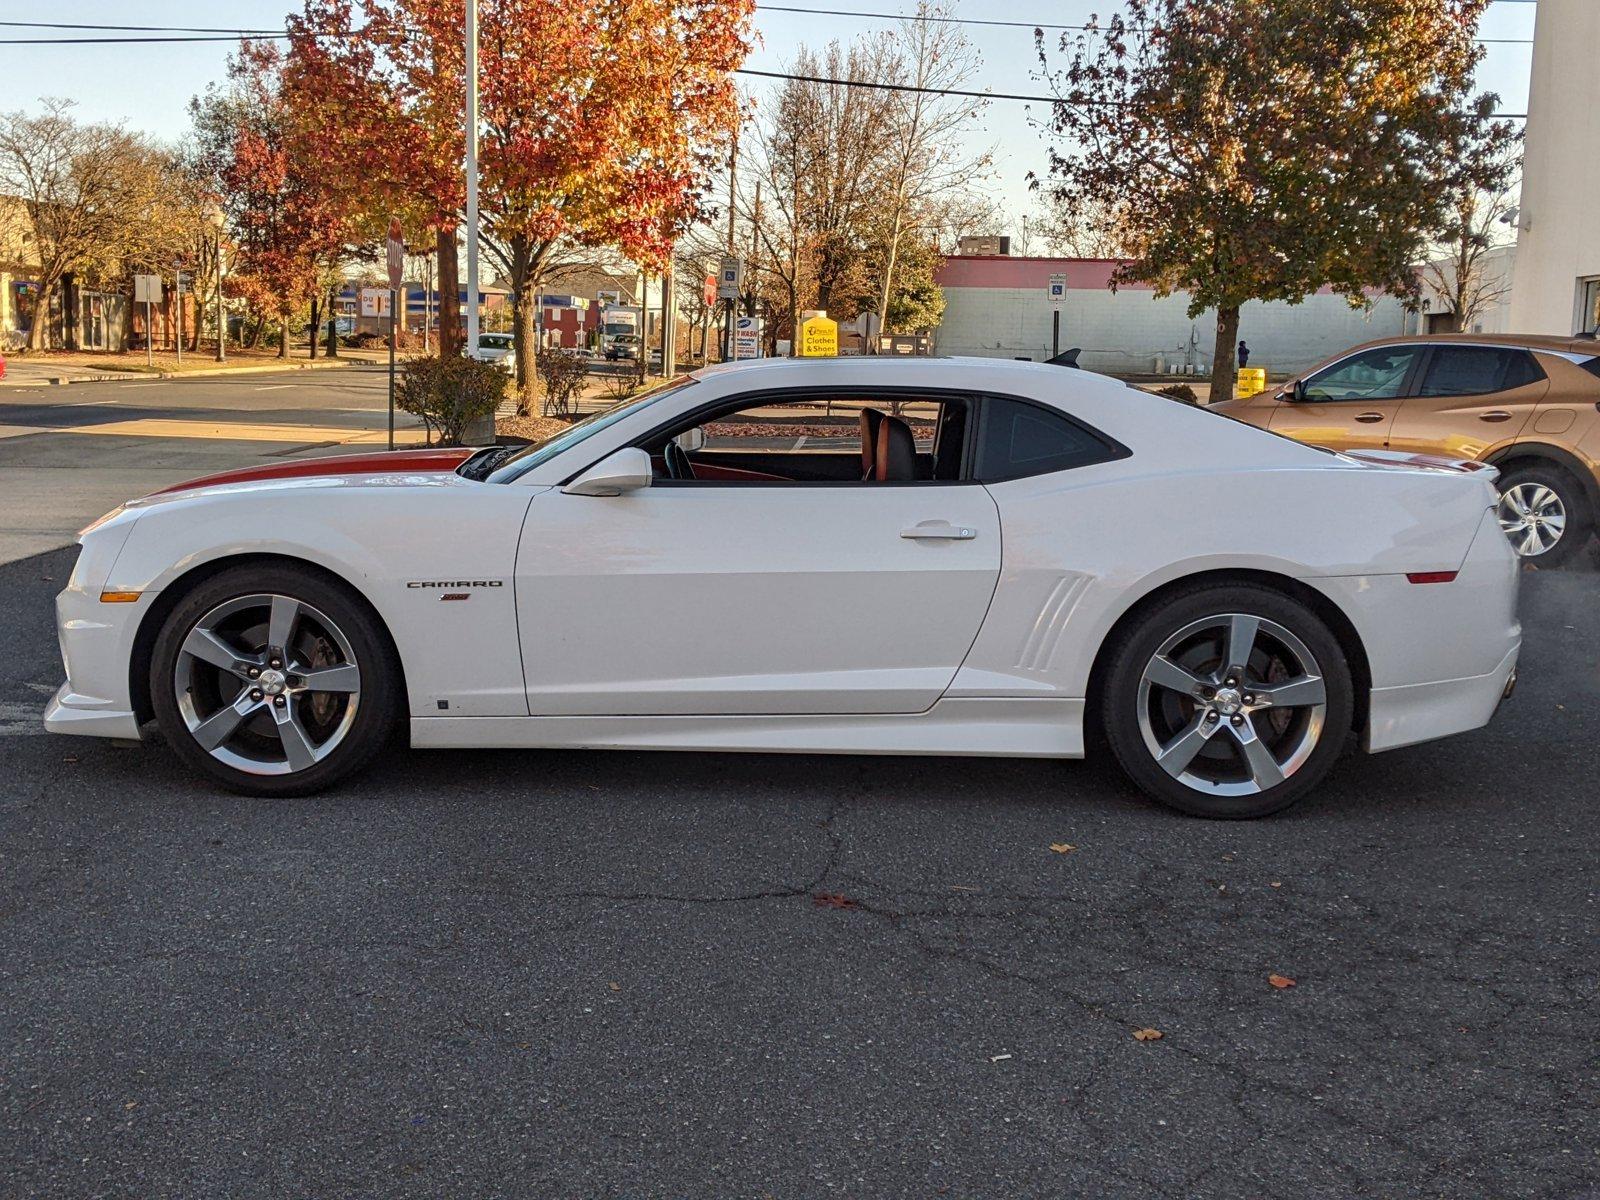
xmin=973 ymin=397 xmax=1122 ymax=482
xmin=1303 ymin=346 xmax=1421 ymax=401
xmin=1418 ymin=347 xmax=1541 ymax=397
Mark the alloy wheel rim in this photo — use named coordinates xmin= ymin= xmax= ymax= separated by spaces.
xmin=1497 ymin=483 xmax=1566 ymax=557
xmin=174 ymin=593 xmax=361 ymax=776
xmin=1136 ymin=613 xmax=1327 ymax=797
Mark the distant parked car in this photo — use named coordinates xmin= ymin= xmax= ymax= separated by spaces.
xmin=476 ymin=333 xmax=515 ymax=372
xmin=1213 ymin=333 xmax=1600 ymax=566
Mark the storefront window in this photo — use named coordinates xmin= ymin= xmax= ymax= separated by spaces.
xmin=1580 ymin=277 xmax=1600 ymax=336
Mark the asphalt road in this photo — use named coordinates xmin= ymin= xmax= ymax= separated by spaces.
xmin=2 ymin=544 xmax=1596 ymax=1198
xmin=0 ymin=366 xmax=423 ymax=564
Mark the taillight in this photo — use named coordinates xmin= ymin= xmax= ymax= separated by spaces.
xmin=1406 ymin=571 xmax=1458 ymax=585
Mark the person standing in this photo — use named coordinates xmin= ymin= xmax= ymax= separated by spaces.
xmin=1237 ymin=339 xmax=1251 ymax=368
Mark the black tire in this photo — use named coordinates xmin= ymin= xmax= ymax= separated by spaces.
xmin=150 ymin=563 xmax=402 ymax=797
xmin=1495 ymin=463 xmax=1592 ymax=569
xmin=1100 ymin=584 xmax=1355 ymax=819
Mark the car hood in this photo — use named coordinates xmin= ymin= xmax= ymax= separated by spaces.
xmin=134 ymin=447 xmax=478 ymax=505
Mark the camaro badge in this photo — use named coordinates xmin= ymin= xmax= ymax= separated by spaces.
xmin=407 ymin=580 xmax=505 ymax=600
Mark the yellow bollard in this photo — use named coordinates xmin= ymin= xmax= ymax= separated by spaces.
xmin=1236 ymin=367 xmax=1266 ymax=398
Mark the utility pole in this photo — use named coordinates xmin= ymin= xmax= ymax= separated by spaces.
xmin=723 ymin=133 xmax=737 ymax=362
xmin=464 ymin=0 xmax=481 ymax=361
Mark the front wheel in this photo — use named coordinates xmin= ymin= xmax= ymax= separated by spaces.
xmin=150 ymin=564 xmax=401 ymax=796
xmin=1101 ymin=585 xmax=1355 ymax=818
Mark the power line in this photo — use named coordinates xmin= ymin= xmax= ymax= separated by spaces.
xmin=0 ymin=12 xmax=1536 ymax=46
xmin=753 ymin=4 xmax=1532 ymax=42
xmin=0 ymin=20 xmax=282 ymax=34
xmin=0 ymin=29 xmax=1529 ymax=118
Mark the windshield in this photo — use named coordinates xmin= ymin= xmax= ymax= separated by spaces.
xmin=484 ymin=376 xmax=698 ymax=483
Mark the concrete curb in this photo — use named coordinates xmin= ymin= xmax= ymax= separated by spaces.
xmin=1 ymin=359 xmax=357 ymax=388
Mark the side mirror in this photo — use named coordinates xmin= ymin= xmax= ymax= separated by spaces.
xmin=673 ymin=426 xmax=706 ymax=453
xmin=563 ymin=447 xmax=654 ymax=497
xmin=1281 ymin=380 xmax=1307 ymax=402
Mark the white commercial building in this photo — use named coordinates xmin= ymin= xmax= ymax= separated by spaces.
xmin=933 ymin=257 xmax=1406 ymax=378
xmin=1506 ymin=0 xmax=1600 ymax=336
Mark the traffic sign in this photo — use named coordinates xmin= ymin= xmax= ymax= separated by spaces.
xmin=717 ymin=255 xmax=743 ymax=300
xmin=703 ymin=274 xmax=717 ymax=308
xmin=360 ymin=287 xmax=391 ymax=318
xmin=386 ymin=217 xmax=405 ymax=290
xmin=1048 ymin=273 xmax=1067 ymax=305
xmin=133 ymin=274 xmax=162 ymax=303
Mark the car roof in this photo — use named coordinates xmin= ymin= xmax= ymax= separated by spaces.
xmin=688 ymin=354 xmax=1110 ymax=384
xmin=1347 ymin=332 xmax=1600 ymax=357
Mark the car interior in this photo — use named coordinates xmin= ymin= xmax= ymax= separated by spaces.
xmin=641 ymin=395 xmax=970 ymax=484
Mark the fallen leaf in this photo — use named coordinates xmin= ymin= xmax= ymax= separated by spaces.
xmin=989 ymin=1053 xmax=1012 ymax=1062
xmin=812 ymin=892 xmax=859 ymax=910
xmin=124 ymin=1101 xmax=137 ymax=1110
xmin=1269 ymin=881 xmax=1282 ymax=889
xmin=1049 ymin=843 xmax=1076 ymax=854
xmin=607 ymin=981 xmax=621 ymax=992
xmin=1268 ymin=974 xmax=1297 ymax=989
xmin=949 ymin=885 xmax=979 ymax=892
xmin=1133 ymin=1028 xmax=1163 ymax=1042
xmin=62 ymin=755 xmax=78 ymax=764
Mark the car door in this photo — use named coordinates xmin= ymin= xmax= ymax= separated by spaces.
xmin=1385 ymin=345 xmax=1548 ymax=458
xmin=513 ymin=392 xmax=1001 ymax=716
xmin=1269 ymin=344 xmax=1426 ymax=451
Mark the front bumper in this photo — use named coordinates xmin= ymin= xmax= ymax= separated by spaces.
xmin=43 ymin=681 xmax=141 ymax=740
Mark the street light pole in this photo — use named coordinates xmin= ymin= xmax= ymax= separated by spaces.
xmin=464 ymin=0 xmax=481 ymax=361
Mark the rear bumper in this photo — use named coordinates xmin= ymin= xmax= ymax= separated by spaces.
xmin=1365 ymin=641 xmax=1520 ymax=753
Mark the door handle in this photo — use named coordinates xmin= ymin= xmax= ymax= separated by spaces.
xmin=901 ymin=522 xmax=977 ymax=540
xmin=1479 ymin=410 xmax=1512 ymax=423
xmin=1353 ymin=412 xmax=1385 ymax=424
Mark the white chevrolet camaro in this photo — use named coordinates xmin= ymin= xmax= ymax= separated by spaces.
xmin=47 ymin=357 xmax=1521 ymax=818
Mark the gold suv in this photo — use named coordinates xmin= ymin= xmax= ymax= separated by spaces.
xmin=1213 ymin=334 xmax=1600 ymax=566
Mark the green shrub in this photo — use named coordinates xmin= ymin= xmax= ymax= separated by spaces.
xmin=395 ymin=354 xmax=507 ymax=445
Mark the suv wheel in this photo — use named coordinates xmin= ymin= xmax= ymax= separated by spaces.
xmin=1101 ymin=585 xmax=1354 ymax=819
xmin=1496 ymin=463 xmax=1592 ymax=568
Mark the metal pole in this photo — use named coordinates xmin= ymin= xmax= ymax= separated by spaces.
xmin=215 ymin=231 xmax=226 ymax=362
xmin=388 ymin=289 xmax=396 ymax=451
xmin=175 ymin=268 xmax=183 ymax=366
xmin=464 ymin=0 xmax=481 ymax=360
xmin=423 ymin=255 xmax=432 ymax=354
xmin=1052 ymin=309 xmax=1060 ymax=359
xmin=145 ymin=297 xmax=152 ymax=369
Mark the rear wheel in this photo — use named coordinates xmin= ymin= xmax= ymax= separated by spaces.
xmin=1495 ymin=463 xmax=1591 ymax=568
xmin=1101 ymin=585 xmax=1354 ymax=818
xmin=150 ymin=564 xmax=401 ymax=796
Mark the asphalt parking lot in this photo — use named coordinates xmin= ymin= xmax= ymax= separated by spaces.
xmin=2 ymin=547 xmax=1596 ymax=1199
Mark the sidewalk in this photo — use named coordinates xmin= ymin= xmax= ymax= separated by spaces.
xmin=0 ymin=348 xmax=386 ymax=388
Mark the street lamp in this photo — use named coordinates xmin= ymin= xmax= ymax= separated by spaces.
xmin=207 ymin=203 xmax=226 ymax=362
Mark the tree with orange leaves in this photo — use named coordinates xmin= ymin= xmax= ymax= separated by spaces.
xmin=286 ymin=0 xmax=753 ymax=409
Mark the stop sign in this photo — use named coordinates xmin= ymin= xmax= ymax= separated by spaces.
xmin=386 ymin=218 xmax=405 ymax=290
xmin=703 ymin=274 xmax=717 ymax=308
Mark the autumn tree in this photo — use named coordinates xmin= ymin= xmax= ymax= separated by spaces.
xmin=1420 ymin=162 xmax=1521 ymax=333
xmin=288 ymin=0 xmax=753 ymax=411
xmin=190 ymin=42 xmax=349 ymax=357
xmin=0 ymin=100 xmax=171 ymax=350
xmin=1037 ymin=0 xmax=1519 ymax=400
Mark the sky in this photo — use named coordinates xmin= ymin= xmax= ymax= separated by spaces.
xmin=0 ymin=0 xmax=1540 ymax=235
